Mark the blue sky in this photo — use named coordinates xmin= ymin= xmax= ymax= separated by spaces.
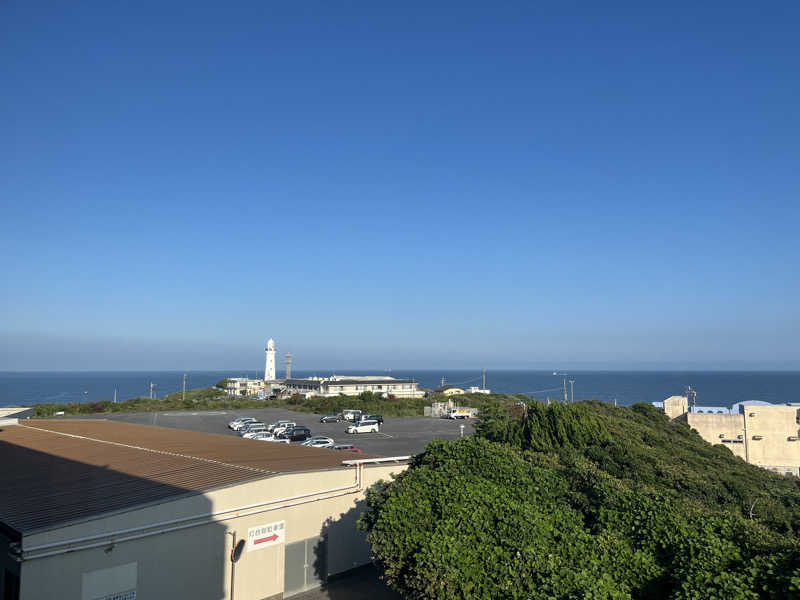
xmin=1 ymin=1 xmax=798 ymax=370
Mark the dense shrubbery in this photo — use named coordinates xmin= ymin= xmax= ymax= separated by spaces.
xmin=32 ymin=387 xmax=249 ymax=418
xmin=31 ymin=389 xmax=517 ymax=419
xmin=359 ymin=401 xmax=800 ymax=599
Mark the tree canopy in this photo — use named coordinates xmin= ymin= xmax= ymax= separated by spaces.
xmin=359 ymin=401 xmax=800 ymax=599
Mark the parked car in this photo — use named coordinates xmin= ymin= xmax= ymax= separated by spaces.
xmin=319 ymin=414 xmax=341 ymax=423
xmin=230 ymin=417 xmax=256 ymax=430
xmin=267 ymin=419 xmax=295 ymax=432
xmin=263 ymin=436 xmax=290 ymax=444
xmin=363 ymin=414 xmax=384 ymax=425
xmin=333 ymin=444 xmax=362 ymax=453
xmin=281 ymin=426 xmax=312 ymax=442
xmin=243 ymin=428 xmax=274 ymax=439
xmin=346 ymin=419 xmax=379 ymax=434
xmin=301 ymin=436 xmax=334 ymax=448
xmin=272 ymin=422 xmax=296 ymax=437
xmin=239 ymin=422 xmax=267 ymax=436
xmin=246 ymin=431 xmax=277 ymax=441
xmin=341 ymin=409 xmax=363 ymax=422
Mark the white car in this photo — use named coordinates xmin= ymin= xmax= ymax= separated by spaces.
xmin=230 ymin=417 xmax=257 ymax=430
xmin=239 ymin=422 xmax=267 ymax=436
xmin=243 ymin=429 xmax=273 ymax=440
xmin=346 ymin=419 xmax=379 ymax=434
xmin=267 ymin=420 xmax=295 ymax=432
xmin=272 ymin=423 xmax=296 ymax=437
xmin=301 ymin=436 xmax=334 ymax=448
xmin=262 ymin=436 xmax=290 ymax=444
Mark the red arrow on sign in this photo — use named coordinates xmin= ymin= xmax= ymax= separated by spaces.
xmin=254 ymin=534 xmax=279 ymax=545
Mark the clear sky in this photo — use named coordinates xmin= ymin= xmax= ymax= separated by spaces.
xmin=1 ymin=1 xmax=798 ymax=371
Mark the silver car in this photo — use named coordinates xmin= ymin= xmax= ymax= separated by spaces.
xmin=301 ymin=436 xmax=334 ymax=448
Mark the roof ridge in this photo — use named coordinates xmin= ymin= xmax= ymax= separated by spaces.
xmin=18 ymin=423 xmax=272 ymax=477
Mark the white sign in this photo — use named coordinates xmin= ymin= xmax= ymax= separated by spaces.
xmin=247 ymin=520 xmax=285 ymax=552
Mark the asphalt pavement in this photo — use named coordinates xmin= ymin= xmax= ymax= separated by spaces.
xmin=82 ymin=407 xmax=477 ymax=457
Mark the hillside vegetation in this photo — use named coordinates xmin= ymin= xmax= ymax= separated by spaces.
xmin=31 ymin=388 xmax=512 ymax=419
xmin=359 ymin=401 xmax=800 ymax=599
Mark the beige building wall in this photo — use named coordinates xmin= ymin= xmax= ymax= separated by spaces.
xmin=686 ymin=412 xmax=747 ymax=461
xmin=663 ymin=395 xmax=689 ymax=420
xmin=742 ymin=405 xmax=800 ymax=470
xmin=19 ymin=463 xmax=406 ymax=600
xmin=679 ymin=404 xmax=800 ymax=472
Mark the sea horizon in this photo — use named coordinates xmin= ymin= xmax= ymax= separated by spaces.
xmin=2 ymin=369 xmax=799 ymax=409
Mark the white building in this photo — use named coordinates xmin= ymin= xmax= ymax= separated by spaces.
xmin=281 ymin=376 xmax=424 ymax=399
xmin=226 ymin=378 xmax=266 ymax=397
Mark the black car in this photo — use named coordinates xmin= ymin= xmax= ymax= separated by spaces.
xmin=364 ymin=414 xmax=384 ymax=425
xmin=282 ymin=426 xmax=312 ymax=442
xmin=320 ymin=414 xmax=341 ymax=423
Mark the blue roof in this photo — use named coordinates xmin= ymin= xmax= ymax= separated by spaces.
xmin=731 ymin=400 xmax=776 ymax=414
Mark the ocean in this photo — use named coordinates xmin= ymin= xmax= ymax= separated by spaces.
xmin=1 ymin=370 xmax=798 ymax=408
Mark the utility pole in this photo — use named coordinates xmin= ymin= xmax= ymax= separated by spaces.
xmin=562 ymin=377 xmax=568 ymax=403
xmin=569 ymin=380 xmax=574 ymax=404
xmin=182 ymin=373 xmax=187 ymax=403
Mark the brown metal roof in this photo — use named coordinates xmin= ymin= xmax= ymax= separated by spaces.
xmin=0 ymin=420 xmax=378 ymax=535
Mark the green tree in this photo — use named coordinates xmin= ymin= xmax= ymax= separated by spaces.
xmin=359 ymin=402 xmax=800 ymax=599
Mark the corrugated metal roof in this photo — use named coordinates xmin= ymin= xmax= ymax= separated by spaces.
xmin=0 ymin=420 xmax=376 ymax=535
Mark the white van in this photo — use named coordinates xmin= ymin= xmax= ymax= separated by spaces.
xmin=342 ymin=410 xmax=362 ymax=422
xmin=346 ymin=419 xmax=379 ymax=434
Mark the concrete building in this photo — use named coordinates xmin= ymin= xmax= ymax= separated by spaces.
xmin=433 ymin=385 xmax=465 ymax=396
xmin=281 ymin=376 xmax=424 ymax=399
xmin=655 ymin=395 xmax=800 ymax=476
xmin=0 ymin=420 xmax=408 ymax=600
xmin=226 ymin=378 xmax=266 ymax=397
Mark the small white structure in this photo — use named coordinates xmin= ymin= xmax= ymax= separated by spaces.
xmin=467 ymin=386 xmax=491 ymax=394
xmin=425 ymin=399 xmax=478 ymax=418
xmin=265 ymin=338 xmax=276 ymax=382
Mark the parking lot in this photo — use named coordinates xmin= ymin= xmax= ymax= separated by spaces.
xmin=92 ymin=407 xmax=477 ymax=457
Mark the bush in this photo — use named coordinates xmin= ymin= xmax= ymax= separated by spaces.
xmin=360 ymin=402 xmax=800 ymax=599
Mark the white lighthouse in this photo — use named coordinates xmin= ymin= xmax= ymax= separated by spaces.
xmin=265 ymin=338 xmax=276 ymax=382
